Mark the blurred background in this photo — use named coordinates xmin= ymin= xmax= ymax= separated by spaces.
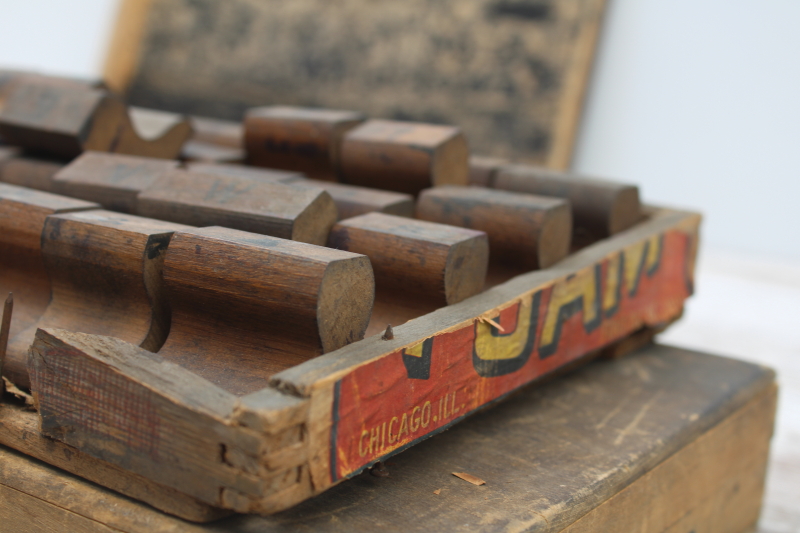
xmin=1 ymin=0 xmax=797 ymax=530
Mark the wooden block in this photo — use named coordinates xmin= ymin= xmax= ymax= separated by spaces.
xmin=52 ymin=151 xmax=179 ymax=212
xmin=468 ymin=155 xmax=508 ymax=187
xmin=0 ymin=80 xmax=191 ymax=159
xmin=0 ymin=183 xmax=99 ymax=387
xmin=328 ymin=212 xmax=488 ymax=336
xmin=8 ymin=210 xmax=190 ymax=388
xmin=244 ymin=106 xmax=366 ymax=180
xmin=190 ymin=116 xmax=243 ymax=148
xmin=0 ymin=155 xmax=66 ymax=193
xmin=186 ymin=162 xmax=304 ymax=184
xmin=305 ymin=179 xmax=415 ymax=220
xmin=0 ymin=70 xmax=105 ymax=112
xmin=417 ymin=186 xmax=572 ymax=270
xmin=156 ymin=227 xmax=375 ymax=394
xmin=137 ymin=170 xmax=337 ymax=245
xmin=494 ymin=165 xmax=643 ymax=238
xmin=7 ymin=343 xmax=776 ymax=531
xmin=340 ymin=120 xmax=469 ymax=196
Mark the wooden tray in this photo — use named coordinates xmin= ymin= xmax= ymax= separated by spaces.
xmin=2 ymin=204 xmax=700 ymax=518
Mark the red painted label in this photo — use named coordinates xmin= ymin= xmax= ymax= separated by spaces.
xmin=330 ymin=230 xmax=694 ymax=481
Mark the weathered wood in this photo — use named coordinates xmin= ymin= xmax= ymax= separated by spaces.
xmin=0 ymin=183 xmax=99 ymax=387
xmin=28 ymin=328 xmax=311 ymax=512
xmin=468 ymin=155 xmax=507 ymax=187
xmin=494 ymin=164 xmax=643 ymax=238
xmin=11 ymin=211 xmax=190 ymax=388
xmin=340 ymin=120 xmax=469 ymax=195
xmin=156 ymin=227 xmax=375 ymax=394
xmin=0 ymin=154 xmax=65 ymax=192
xmin=185 ymin=162 xmax=303 ymax=184
xmin=417 ymin=185 xmax=572 ymax=270
xmin=0 ymin=70 xmax=105 ymax=113
xmin=0 ymin=81 xmax=190 ymax=159
xmin=137 ymin=170 xmax=337 ymax=245
xmin=52 ymin=151 xmax=179 ymax=213
xmin=186 ymin=162 xmax=416 ymax=219
xmin=6 ymin=344 xmax=776 ymax=531
xmin=329 ymin=212 xmax=488 ymax=336
xmin=110 ymin=0 xmax=607 ymax=168
xmin=244 ymin=106 xmax=365 ymax=180
xmin=0 ymin=404 xmax=229 ymax=523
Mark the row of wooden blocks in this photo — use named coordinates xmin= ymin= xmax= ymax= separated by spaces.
xmin=0 ymin=72 xmax=645 ymax=400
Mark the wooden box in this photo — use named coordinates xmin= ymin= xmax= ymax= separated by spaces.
xmin=0 ymin=203 xmax=700 ymax=518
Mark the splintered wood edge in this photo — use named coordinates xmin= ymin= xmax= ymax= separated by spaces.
xmin=270 ymin=205 xmax=702 ymax=396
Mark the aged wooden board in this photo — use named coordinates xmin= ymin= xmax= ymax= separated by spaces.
xmin=20 ymin=206 xmax=701 ymax=516
xmin=0 ymin=345 xmax=777 ymax=532
xmin=106 ymin=0 xmax=607 ymax=168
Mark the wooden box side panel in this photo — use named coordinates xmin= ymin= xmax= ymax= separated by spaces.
xmin=282 ymin=209 xmax=701 ymax=497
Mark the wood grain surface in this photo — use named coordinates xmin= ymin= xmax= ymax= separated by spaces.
xmin=110 ymin=0 xmax=607 ymax=168
xmin=3 ymin=344 xmax=777 ymax=531
xmin=52 ymin=151 xmax=179 ymax=213
xmin=303 ymin=179 xmax=415 ymax=221
xmin=0 ymin=184 xmax=99 ymax=387
xmin=494 ymin=164 xmax=642 ymax=239
xmin=417 ymin=185 xmax=572 ymax=270
xmin=340 ymin=120 xmax=469 ymax=195
xmin=21 ymin=211 xmax=191 ymax=388
xmin=155 ymin=226 xmax=375 ymax=394
xmin=0 ymin=155 xmax=66 ymax=193
xmin=0 ymin=80 xmax=190 ymax=160
xmin=329 ymin=212 xmax=489 ymax=336
xmin=137 ymin=170 xmax=337 ymax=245
xmin=244 ymin=106 xmax=365 ymax=180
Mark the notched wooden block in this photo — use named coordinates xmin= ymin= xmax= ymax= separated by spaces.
xmin=0 ymin=184 xmax=99 ymax=387
xmin=23 ymin=210 xmax=191 ymax=388
xmin=137 ymin=170 xmax=338 ymax=245
xmin=157 ymin=226 xmax=375 ymax=395
xmin=494 ymin=165 xmax=643 ymax=238
xmin=244 ymin=106 xmax=366 ymax=180
xmin=53 ymin=151 xmax=180 ymax=213
xmin=0 ymin=81 xmax=191 ymax=159
xmin=417 ymin=186 xmax=572 ymax=270
xmin=340 ymin=119 xmax=470 ymax=195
